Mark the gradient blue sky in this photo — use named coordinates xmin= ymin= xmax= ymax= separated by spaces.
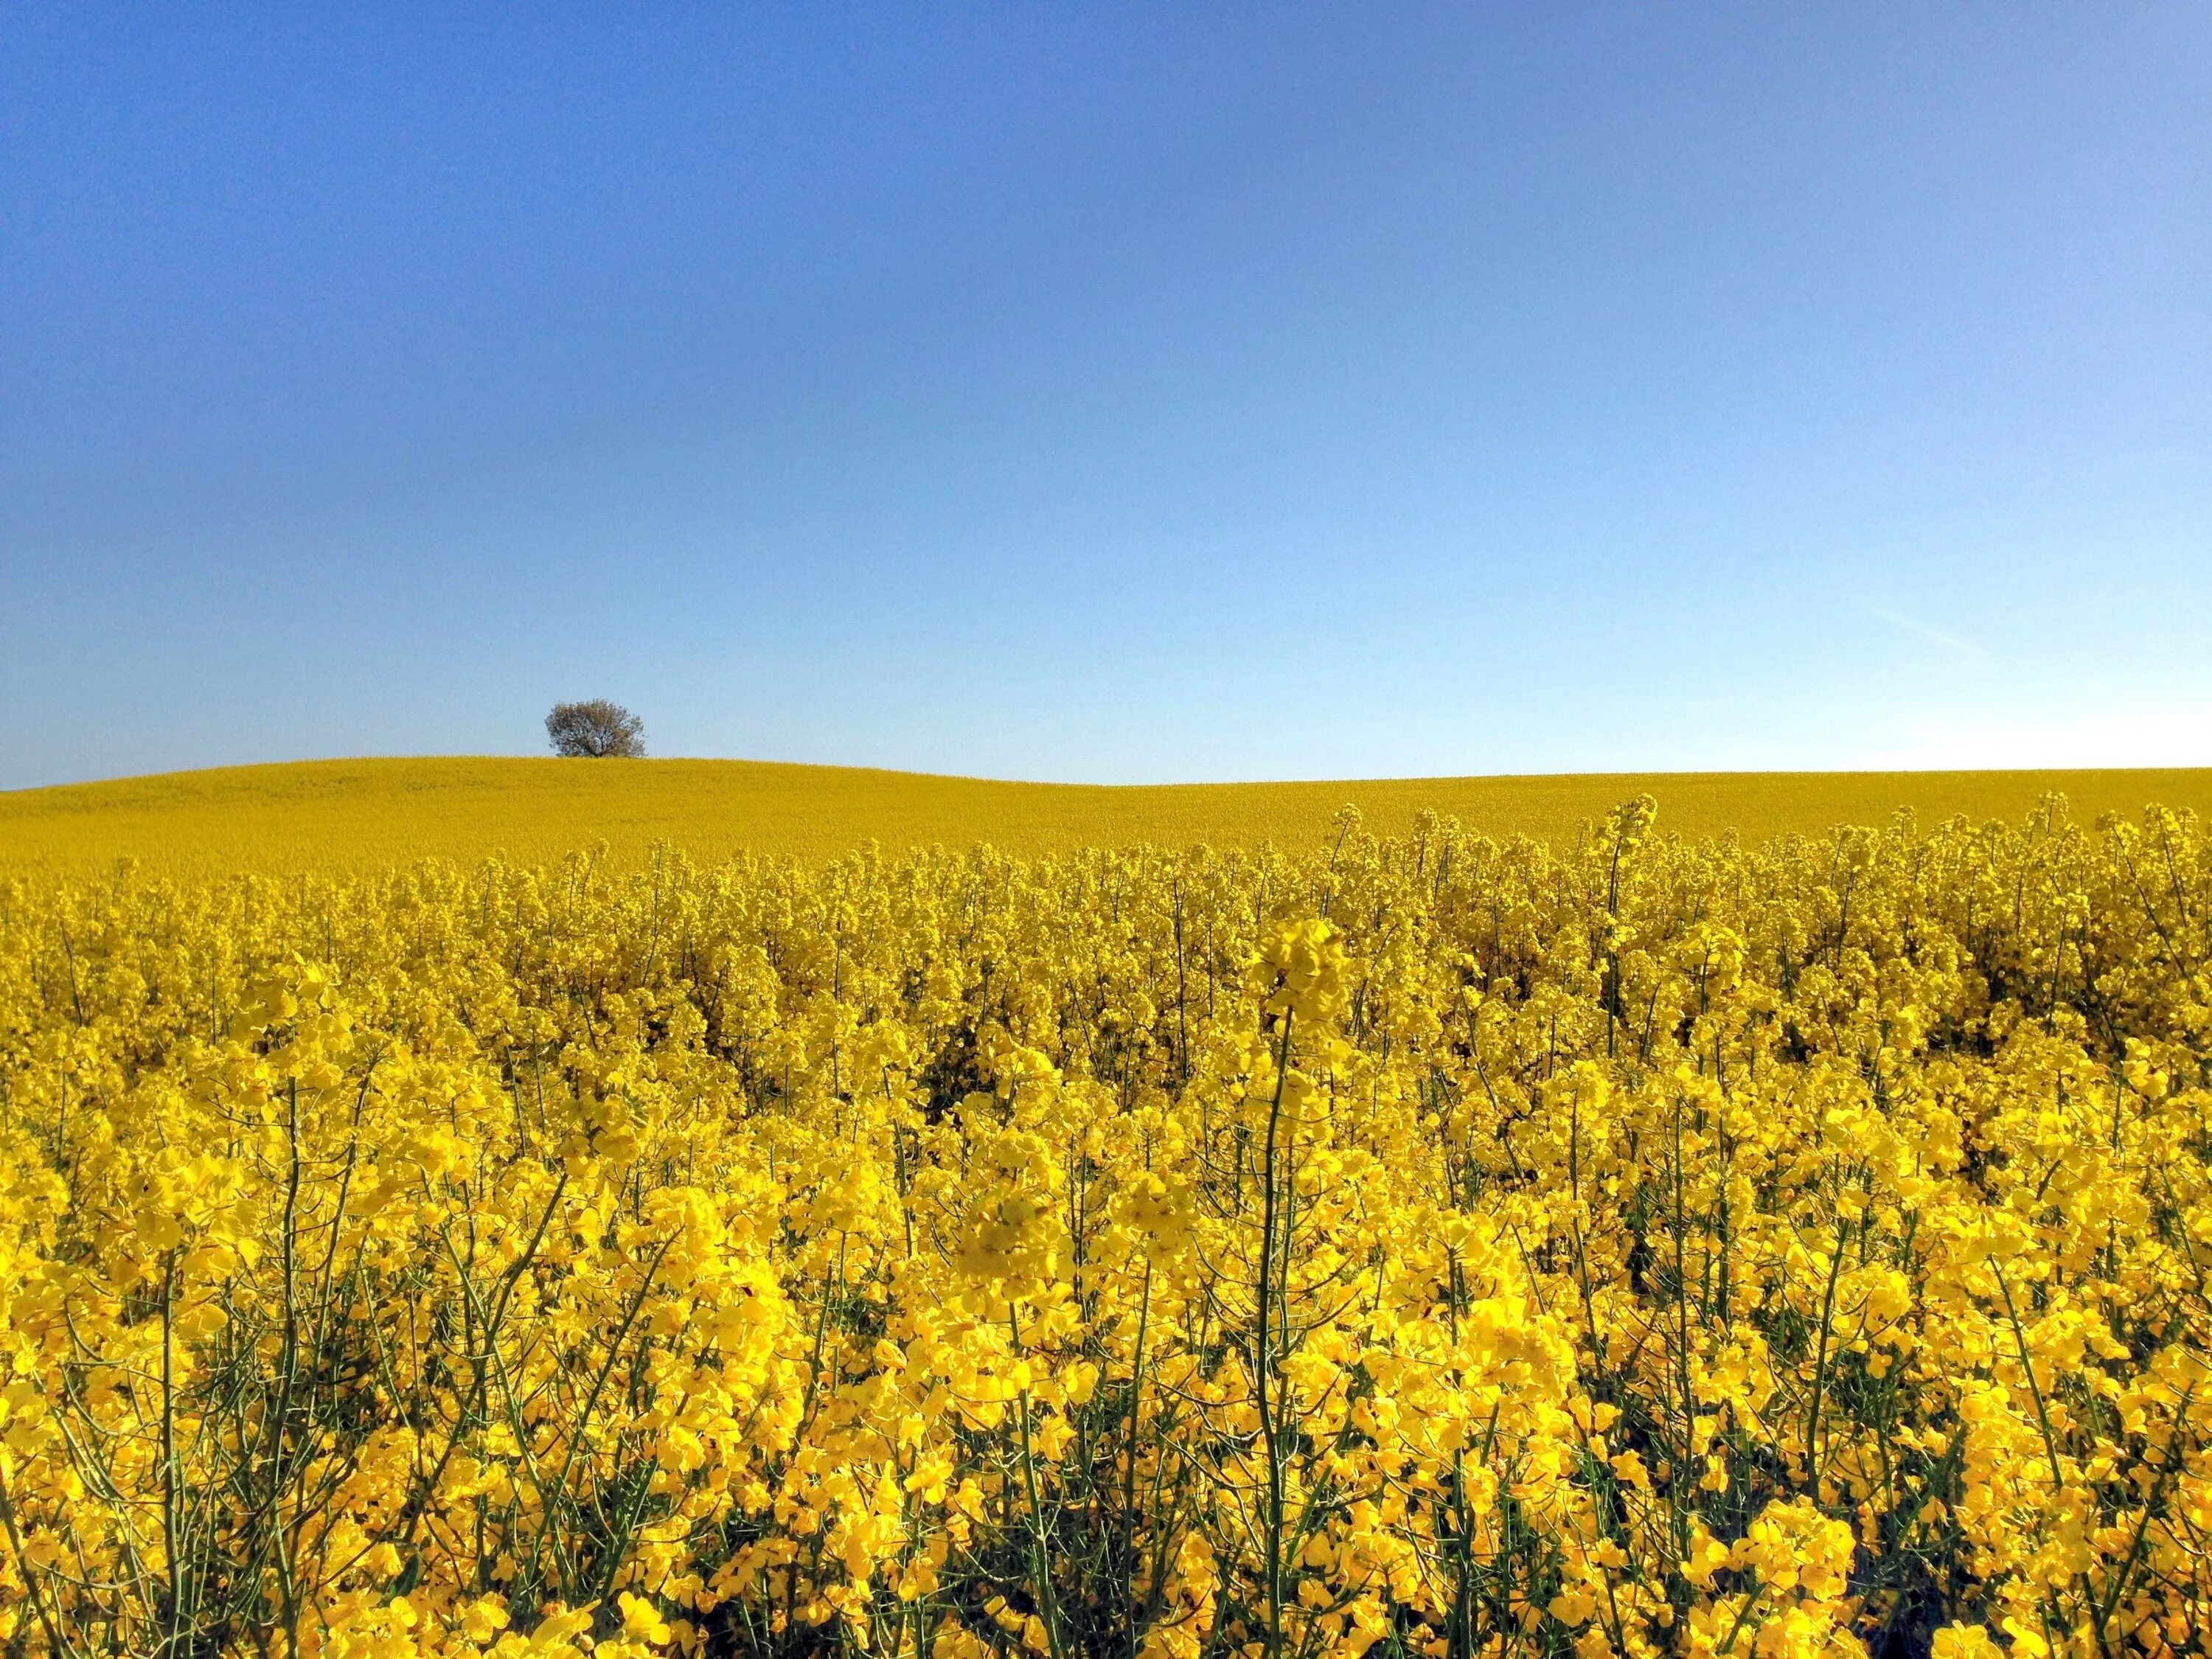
xmin=4 ymin=5 xmax=2208 ymax=789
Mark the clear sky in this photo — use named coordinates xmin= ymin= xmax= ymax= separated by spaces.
xmin=4 ymin=5 xmax=2208 ymax=790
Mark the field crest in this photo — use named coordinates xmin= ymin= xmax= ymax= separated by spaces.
xmin=7 ymin=754 xmax=2211 ymax=871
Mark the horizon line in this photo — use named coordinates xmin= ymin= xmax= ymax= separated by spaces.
xmin=11 ymin=751 xmax=2212 ymax=801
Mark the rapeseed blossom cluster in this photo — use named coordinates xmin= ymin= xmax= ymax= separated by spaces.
xmin=0 ymin=797 xmax=2208 ymax=1659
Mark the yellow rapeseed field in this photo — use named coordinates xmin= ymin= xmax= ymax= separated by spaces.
xmin=1 ymin=780 xmax=2210 ymax=1659
xmin=4 ymin=757 xmax=2212 ymax=872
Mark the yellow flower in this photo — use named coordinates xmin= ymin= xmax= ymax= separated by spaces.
xmin=1249 ymin=917 xmax=1351 ymax=1024
xmin=619 ymin=1591 xmax=672 ymax=1646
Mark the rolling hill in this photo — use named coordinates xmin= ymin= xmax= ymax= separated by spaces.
xmin=6 ymin=756 xmax=2211 ymax=874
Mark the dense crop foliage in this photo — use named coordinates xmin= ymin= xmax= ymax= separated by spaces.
xmin=1 ymin=799 xmax=2209 ymax=1659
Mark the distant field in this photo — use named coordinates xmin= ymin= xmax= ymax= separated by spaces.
xmin=6 ymin=757 xmax=2212 ymax=874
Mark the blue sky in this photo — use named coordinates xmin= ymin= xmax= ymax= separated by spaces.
xmin=4 ymin=4 xmax=2208 ymax=789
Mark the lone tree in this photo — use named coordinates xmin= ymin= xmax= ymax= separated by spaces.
xmin=546 ymin=699 xmax=646 ymax=757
